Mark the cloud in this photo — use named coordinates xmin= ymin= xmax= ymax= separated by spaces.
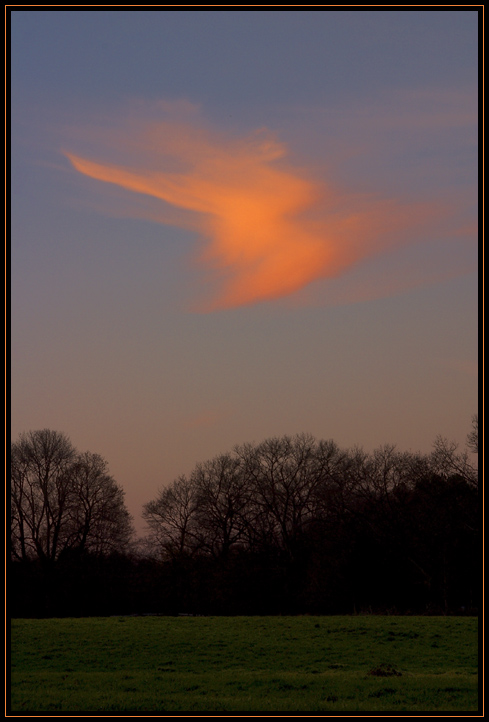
xmin=63 ymin=102 xmax=472 ymax=311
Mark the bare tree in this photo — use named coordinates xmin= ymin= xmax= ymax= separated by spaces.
xmin=11 ymin=430 xmax=76 ymax=564
xmin=192 ymin=454 xmax=249 ymax=560
xmin=430 ymin=435 xmax=478 ymax=487
xmin=142 ymin=475 xmax=200 ymax=560
xmin=236 ymin=434 xmax=327 ymax=562
xmin=10 ymin=429 xmax=133 ymax=564
xmin=69 ymin=451 xmax=133 ymax=555
xmin=467 ymin=414 xmax=478 ymax=455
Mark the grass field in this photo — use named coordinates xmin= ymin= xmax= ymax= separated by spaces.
xmin=10 ymin=615 xmax=479 ymax=713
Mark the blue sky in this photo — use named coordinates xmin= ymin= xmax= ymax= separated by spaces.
xmin=11 ymin=9 xmax=479 ymax=532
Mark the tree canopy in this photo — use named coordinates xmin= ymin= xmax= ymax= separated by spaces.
xmin=10 ymin=429 xmax=134 ymax=566
xmin=10 ymin=422 xmax=479 ymax=617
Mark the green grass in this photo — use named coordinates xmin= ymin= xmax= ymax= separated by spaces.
xmin=10 ymin=615 xmax=479 ymax=712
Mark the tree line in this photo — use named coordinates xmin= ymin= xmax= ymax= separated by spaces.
xmin=10 ymin=421 xmax=479 ymax=617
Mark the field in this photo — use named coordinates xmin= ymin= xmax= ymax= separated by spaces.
xmin=10 ymin=615 xmax=478 ymax=713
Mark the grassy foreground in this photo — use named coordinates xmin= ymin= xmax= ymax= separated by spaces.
xmin=10 ymin=615 xmax=478 ymax=713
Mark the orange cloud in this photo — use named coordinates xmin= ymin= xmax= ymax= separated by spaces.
xmin=63 ymin=109 xmax=452 ymax=311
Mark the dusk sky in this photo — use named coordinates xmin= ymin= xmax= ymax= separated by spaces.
xmin=11 ymin=10 xmax=478 ymax=534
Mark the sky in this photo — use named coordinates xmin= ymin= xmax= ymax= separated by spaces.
xmin=10 ymin=9 xmax=479 ymax=535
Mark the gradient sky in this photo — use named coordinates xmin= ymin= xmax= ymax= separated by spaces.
xmin=11 ymin=9 xmax=479 ymax=534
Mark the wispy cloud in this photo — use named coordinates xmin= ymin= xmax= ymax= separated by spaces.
xmin=63 ymin=100 xmax=473 ymax=311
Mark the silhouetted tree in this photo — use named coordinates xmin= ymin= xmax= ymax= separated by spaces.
xmin=236 ymin=434 xmax=332 ymax=564
xmin=142 ymin=475 xmax=200 ymax=561
xmin=467 ymin=414 xmax=478 ymax=455
xmin=10 ymin=429 xmax=133 ymax=566
xmin=14 ymin=426 xmax=480 ymax=617
xmin=430 ymin=435 xmax=478 ymax=488
xmin=67 ymin=451 xmax=133 ymax=555
xmin=11 ymin=430 xmax=77 ymax=564
xmin=192 ymin=453 xmax=249 ymax=560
